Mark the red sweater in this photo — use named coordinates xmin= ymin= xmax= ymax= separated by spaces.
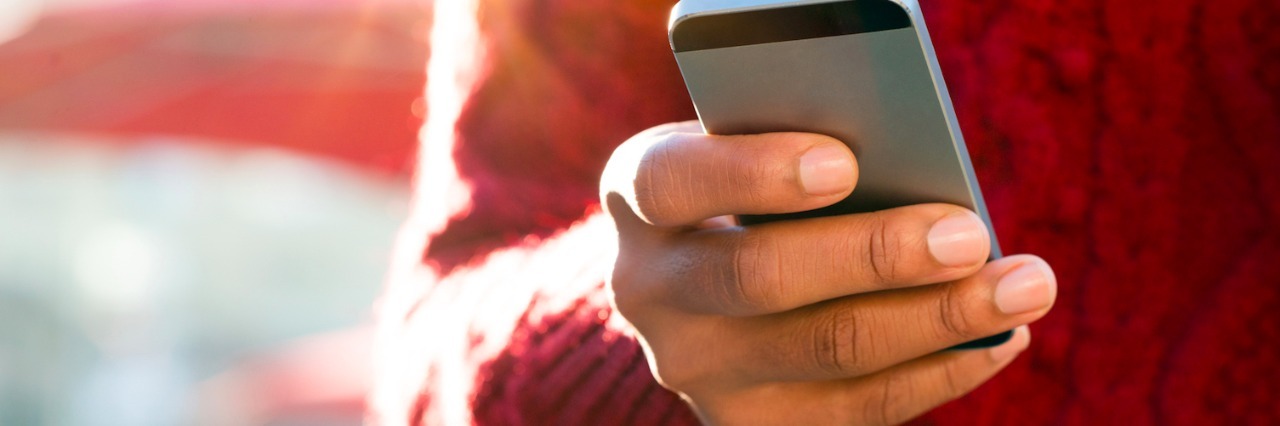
xmin=370 ymin=0 xmax=1280 ymax=424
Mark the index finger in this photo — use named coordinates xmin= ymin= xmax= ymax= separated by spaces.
xmin=600 ymin=123 xmax=858 ymax=228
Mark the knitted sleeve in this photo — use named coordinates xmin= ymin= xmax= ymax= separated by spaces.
xmin=367 ymin=0 xmax=700 ymax=423
xmin=370 ymin=214 xmax=699 ymax=425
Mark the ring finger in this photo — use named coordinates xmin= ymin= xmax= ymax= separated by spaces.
xmin=715 ymin=255 xmax=1055 ymax=384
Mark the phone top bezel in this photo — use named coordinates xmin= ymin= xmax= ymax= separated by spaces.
xmin=670 ymin=0 xmax=921 ymax=49
xmin=671 ymin=0 xmax=913 ymax=52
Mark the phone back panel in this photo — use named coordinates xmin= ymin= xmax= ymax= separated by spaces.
xmin=672 ymin=2 xmax=1001 ymax=257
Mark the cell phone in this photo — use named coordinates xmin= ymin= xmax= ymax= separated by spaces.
xmin=669 ymin=0 xmax=1011 ymax=349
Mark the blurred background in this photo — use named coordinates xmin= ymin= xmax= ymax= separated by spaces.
xmin=0 ymin=0 xmax=429 ymax=424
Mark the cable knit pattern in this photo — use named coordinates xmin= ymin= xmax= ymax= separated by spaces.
xmin=372 ymin=0 xmax=1280 ymax=423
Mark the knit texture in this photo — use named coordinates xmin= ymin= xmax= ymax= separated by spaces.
xmin=370 ymin=0 xmax=1280 ymax=424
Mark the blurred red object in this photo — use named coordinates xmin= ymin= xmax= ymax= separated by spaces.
xmin=0 ymin=2 xmax=430 ymax=423
xmin=0 ymin=0 xmax=429 ymax=179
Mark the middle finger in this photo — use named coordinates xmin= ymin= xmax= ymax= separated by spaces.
xmin=664 ymin=203 xmax=992 ymax=316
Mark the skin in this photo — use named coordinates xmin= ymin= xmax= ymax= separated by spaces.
xmin=600 ymin=122 xmax=1057 ymax=425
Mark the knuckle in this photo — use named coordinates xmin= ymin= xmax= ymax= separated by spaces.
xmin=862 ymin=371 xmax=913 ymax=426
xmin=938 ymin=359 xmax=968 ymax=401
xmin=633 ymin=135 xmax=687 ymax=225
xmin=607 ymin=263 xmax=647 ymax=321
xmin=733 ymin=158 xmax=784 ymax=205
xmin=607 ymin=248 xmax=678 ymax=323
xmin=724 ymin=233 xmax=786 ymax=313
xmin=936 ymin=283 xmax=978 ymax=340
xmin=648 ymin=358 xmax=694 ymax=392
xmin=809 ymin=307 xmax=863 ymax=376
xmin=864 ymin=214 xmax=904 ymax=285
xmin=647 ymin=341 xmax=712 ymax=394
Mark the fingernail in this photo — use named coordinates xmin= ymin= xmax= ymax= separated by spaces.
xmin=926 ymin=211 xmax=989 ymax=267
xmin=798 ymin=143 xmax=854 ymax=196
xmin=994 ymin=259 xmax=1057 ymax=315
xmin=989 ymin=325 xmax=1031 ymax=362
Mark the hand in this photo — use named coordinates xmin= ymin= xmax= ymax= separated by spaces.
xmin=600 ymin=122 xmax=1056 ymax=424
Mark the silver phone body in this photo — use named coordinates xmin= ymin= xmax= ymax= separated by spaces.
xmin=670 ymin=0 xmax=1010 ymax=348
xmin=670 ymin=0 xmax=1001 ymax=258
